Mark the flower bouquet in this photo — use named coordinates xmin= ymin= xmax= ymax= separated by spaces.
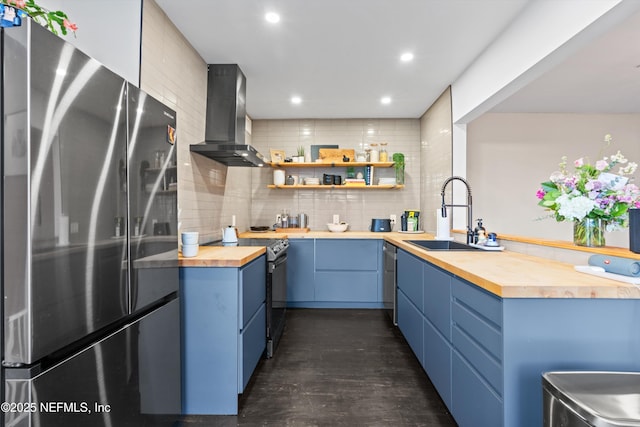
xmin=0 ymin=1 xmax=76 ymax=35
xmin=536 ymin=135 xmax=640 ymax=246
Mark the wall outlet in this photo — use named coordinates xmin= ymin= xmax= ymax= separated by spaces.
xmin=333 ymin=214 xmax=340 ymax=224
xmin=276 ymin=214 xmax=282 ymax=224
xmin=390 ymin=214 xmax=397 ymax=223
xmin=70 ymin=222 xmax=79 ymax=234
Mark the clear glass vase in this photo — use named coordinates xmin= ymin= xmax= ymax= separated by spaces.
xmin=395 ymin=166 xmax=405 ymax=185
xmin=573 ymin=218 xmax=605 ymax=247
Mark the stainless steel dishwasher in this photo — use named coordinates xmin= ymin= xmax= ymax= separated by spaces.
xmin=543 ymin=371 xmax=640 ymax=427
xmin=383 ymin=242 xmax=397 ymax=325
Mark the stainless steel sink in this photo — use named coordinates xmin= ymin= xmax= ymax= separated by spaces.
xmin=406 ymin=240 xmax=479 ymax=251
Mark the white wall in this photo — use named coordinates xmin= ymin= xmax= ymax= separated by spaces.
xmin=467 ymin=113 xmax=640 ymax=248
xmin=451 ymin=0 xmax=639 ymax=124
xmin=419 ymin=88 xmax=453 ymax=234
xmin=38 ymin=0 xmax=142 ymax=85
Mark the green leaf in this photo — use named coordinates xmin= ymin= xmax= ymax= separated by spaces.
xmin=540 ymin=181 xmax=558 ymax=192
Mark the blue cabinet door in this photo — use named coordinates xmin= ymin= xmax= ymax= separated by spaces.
xmin=397 ymin=289 xmax=424 ymax=364
xmin=423 ymin=262 xmax=451 ymax=340
xmin=397 ymin=250 xmax=423 ymax=312
xmin=315 ymin=239 xmax=380 ymax=271
xmin=286 ymin=239 xmax=315 ymax=303
xmin=314 ymin=272 xmax=379 ymax=302
xmin=238 ymin=303 xmax=266 ymax=393
xmin=423 ymin=318 xmax=452 ymax=410
xmin=452 ymin=351 xmax=503 ymax=427
xmin=240 ymin=256 xmax=266 ymax=327
xmin=314 ymin=239 xmax=382 ymax=306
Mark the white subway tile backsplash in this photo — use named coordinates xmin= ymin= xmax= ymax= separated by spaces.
xmin=250 ymin=117 xmax=421 ymax=231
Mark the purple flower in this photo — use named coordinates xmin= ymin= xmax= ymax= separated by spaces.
xmin=585 ymin=180 xmax=603 ymax=191
xmin=536 ymin=188 xmax=546 ymax=199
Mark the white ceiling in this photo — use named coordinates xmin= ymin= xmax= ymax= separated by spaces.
xmin=155 ymin=0 xmax=640 ymax=119
xmin=491 ymin=6 xmax=640 ymax=114
xmin=155 ymin=0 xmax=530 ymax=119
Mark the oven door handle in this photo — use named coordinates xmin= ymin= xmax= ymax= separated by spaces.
xmin=269 ymin=254 xmax=287 ymax=272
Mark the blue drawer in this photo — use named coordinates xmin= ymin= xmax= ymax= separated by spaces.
xmin=238 ymin=303 xmax=266 ymax=393
xmin=423 ymin=318 xmax=452 ymax=410
xmin=452 ymin=351 xmax=503 ymax=427
xmin=314 ymin=272 xmax=379 ymax=302
xmin=397 ymin=250 xmax=424 ymax=312
xmin=452 ymin=324 xmax=503 ymax=395
xmin=240 ymin=256 xmax=266 ymax=328
xmin=397 ymin=289 xmax=424 ymax=364
xmin=316 ymin=239 xmax=379 ymax=271
xmin=452 ymin=300 xmax=502 ymax=362
xmin=451 ymin=277 xmax=502 ymax=328
xmin=423 ymin=263 xmax=451 ymax=340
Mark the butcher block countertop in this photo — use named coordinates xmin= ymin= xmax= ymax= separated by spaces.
xmin=178 ymin=245 xmax=266 ymax=267
xmin=237 ymin=230 xmax=640 ymax=299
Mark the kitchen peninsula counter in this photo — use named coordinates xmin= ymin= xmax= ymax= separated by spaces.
xmin=239 ymin=230 xmax=640 ymax=299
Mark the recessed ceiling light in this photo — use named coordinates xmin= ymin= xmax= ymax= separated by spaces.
xmin=265 ymin=12 xmax=280 ymax=23
xmin=380 ymin=96 xmax=391 ymax=105
xmin=400 ymin=52 xmax=414 ymax=62
xmin=291 ymin=96 xmax=302 ymax=105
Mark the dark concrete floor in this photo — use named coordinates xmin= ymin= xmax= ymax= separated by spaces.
xmin=178 ymin=309 xmax=457 ymax=426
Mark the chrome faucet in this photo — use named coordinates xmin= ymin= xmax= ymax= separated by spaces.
xmin=440 ymin=176 xmax=474 ymax=244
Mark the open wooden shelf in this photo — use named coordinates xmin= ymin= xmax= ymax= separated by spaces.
xmin=268 ymin=184 xmax=404 ymax=190
xmin=268 ymin=161 xmax=396 ymax=168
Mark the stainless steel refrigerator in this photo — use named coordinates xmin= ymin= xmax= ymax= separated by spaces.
xmin=1 ymin=21 xmax=181 ymax=426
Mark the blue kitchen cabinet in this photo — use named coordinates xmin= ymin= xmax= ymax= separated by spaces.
xmin=396 ymin=248 xmax=640 ymax=427
xmin=290 ymin=239 xmax=383 ymax=308
xmin=423 ymin=262 xmax=452 ymax=410
xmin=397 ymin=289 xmax=424 ymax=363
xmin=397 ymin=250 xmax=425 ymax=363
xmin=397 ymin=249 xmax=452 ymax=408
xmin=180 ymin=255 xmax=266 ymax=415
xmin=397 ymin=248 xmax=424 ymax=312
xmin=450 ymin=277 xmax=503 ymax=427
xmin=286 ymin=239 xmax=315 ymax=304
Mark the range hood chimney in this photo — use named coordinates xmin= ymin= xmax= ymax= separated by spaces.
xmin=190 ymin=64 xmax=266 ymax=167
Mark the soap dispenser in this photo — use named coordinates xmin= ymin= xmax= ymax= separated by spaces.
xmin=474 ymin=219 xmax=487 ymax=244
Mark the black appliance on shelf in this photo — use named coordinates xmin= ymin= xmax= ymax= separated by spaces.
xmin=209 ymin=238 xmax=289 ymax=358
xmin=1 ymin=21 xmax=180 ymax=426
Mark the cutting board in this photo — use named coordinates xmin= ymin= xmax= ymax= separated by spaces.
xmin=319 ymin=148 xmax=355 ymax=163
xmin=275 ymin=227 xmax=309 ymax=233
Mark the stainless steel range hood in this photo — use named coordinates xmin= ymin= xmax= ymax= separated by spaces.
xmin=190 ymin=64 xmax=266 ymax=167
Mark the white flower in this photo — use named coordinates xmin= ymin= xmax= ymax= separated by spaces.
xmin=549 ymin=171 xmax=565 ymax=183
xmin=610 ymin=151 xmax=628 ymax=164
xmin=597 ymin=172 xmax=628 ymax=191
xmin=556 ymin=194 xmax=597 ymax=221
xmin=619 ymin=162 xmax=638 ymax=176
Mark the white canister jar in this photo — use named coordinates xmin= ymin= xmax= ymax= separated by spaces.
xmin=369 ymin=143 xmax=380 ymax=162
xmin=273 ymin=169 xmax=285 ymax=185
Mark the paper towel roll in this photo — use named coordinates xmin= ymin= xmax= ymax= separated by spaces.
xmin=58 ymin=215 xmax=69 ymax=246
xmin=436 ymin=209 xmax=451 ymax=240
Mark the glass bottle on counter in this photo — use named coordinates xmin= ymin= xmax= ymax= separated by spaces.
xmin=379 ymin=142 xmax=388 ymax=162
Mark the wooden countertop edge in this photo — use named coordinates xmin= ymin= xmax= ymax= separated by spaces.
xmin=391 ymin=239 xmax=640 ymax=299
xmin=178 ymin=246 xmax=266 ymax=267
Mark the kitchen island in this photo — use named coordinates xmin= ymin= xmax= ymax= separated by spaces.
xmin=237 ymin=230 xmax=640 ymax=426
